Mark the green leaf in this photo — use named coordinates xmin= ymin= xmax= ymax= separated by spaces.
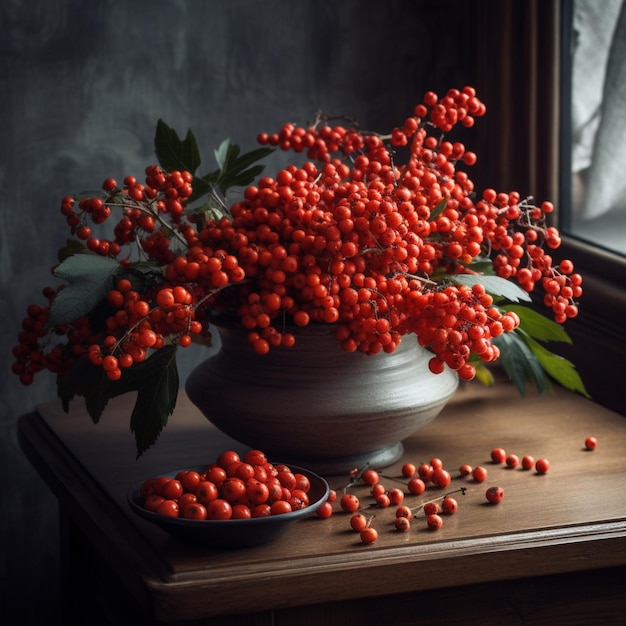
xmin=214 ymin=138 xmax=234 ymax=170
xmin=57 ymin=346 xmax=179 ymax=456
xmin=473 ymin=363 xmax=495 ymax=387
xmin=465 ymin=255 xmax=496 ymax=275
xmin=502 ymin=304 xmax=572 ymax=344
xmin=492 ymin=331 xmax=551 ymax=395
xmin=213 ymin=140 xmax=274 ymax=195
xmin=452 ymin=274 xmax=532 ymax=303
xmin=219 ymin=163 xmax=268 ymax=193
xmin=57 ymin=238 xmax=87 ymax=262
xmin=48 ymin=255 xmax=123 ymax=327
xmin=128 ymin=346 xmax=179 ymax=457
xmin=429 ymin=197 xmax=447 ymax=221
xmin=155 ymin=119 xmax=201 ymax=174
xmin=516 ymin=330 xmax=590 ymax=397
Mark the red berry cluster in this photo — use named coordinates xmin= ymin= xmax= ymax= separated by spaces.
xmin=319 ymin=439 xmax=564 ymax=544
xmin=139 ymin=449 xmax=312 ymax=521
xmin=489 ymin=446 xmax=550 ymax=474
xmin=12 ymin=85 xmax=581 ymax=389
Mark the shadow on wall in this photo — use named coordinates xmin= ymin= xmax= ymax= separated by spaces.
xmin=0 ymin=0 xmax=472 ymax=623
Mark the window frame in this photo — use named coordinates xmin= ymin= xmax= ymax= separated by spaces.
xmin=472 ymin=0 xmax=625 ymax=414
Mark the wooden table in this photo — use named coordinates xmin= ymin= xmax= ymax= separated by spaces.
xmin=17 ymin=378 xmax=626 ymax=625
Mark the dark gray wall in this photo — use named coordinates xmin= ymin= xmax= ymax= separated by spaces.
xmin=1 ymin=1 xmax=475 ymax=622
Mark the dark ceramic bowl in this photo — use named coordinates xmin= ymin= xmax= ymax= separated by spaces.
xmin=127 ymin=464 xmax=330 ymax=548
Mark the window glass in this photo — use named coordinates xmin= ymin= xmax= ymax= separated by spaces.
xmin=567 ymin=0 xmax=626 ymax=256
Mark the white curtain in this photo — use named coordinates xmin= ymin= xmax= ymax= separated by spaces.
xmin=573 ymin=0 xmax=626 ymax=221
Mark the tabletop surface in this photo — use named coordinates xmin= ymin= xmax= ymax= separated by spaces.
xmin=18 ymin=377 xmax=626 ymax=621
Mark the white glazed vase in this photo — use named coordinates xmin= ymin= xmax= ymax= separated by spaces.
xmin=185 ymin=324 xmax=459 ymax=474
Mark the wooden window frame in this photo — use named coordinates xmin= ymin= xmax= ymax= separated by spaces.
xmin=471 ymin=0 xmax=625 ymax=414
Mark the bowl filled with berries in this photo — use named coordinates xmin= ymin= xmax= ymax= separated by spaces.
xmin=128 ymin=449 xmax=330 ymax=548
xmin=13 ymin=85 xmax=587 ymax=471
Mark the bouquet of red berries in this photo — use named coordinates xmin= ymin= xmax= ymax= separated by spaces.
xmin=12 ymin=86 xmax=587 ymax=455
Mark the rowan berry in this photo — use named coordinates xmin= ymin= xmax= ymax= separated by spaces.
xmin=360 ymin=527 xmax=378 ymax=544
xmin=206 ymin=499 xmax=233 ymax=520
xmin=441 ymin=497 xmax=459 ymax=515
xmin=178 ymin=492 xmax=198 ymax=512
xmin=160 ymin=479 xmax=183 ymax=500
xmin=490 ymin=448 xmax=506 ymax=464
xmin=361 ymin=468 xmax=379 ymax=486
xmin=430 ymin=457 xmax=444 ymax=470
xmin=375 ymin=493 xmax=391 ymax=508
xmin=252 ymin=504 xmax=272 ymax=518
xmin=505 ymin=454 xmax=519 ymax=469
xmin=371 ymin=483 xmax=386 ymax=497
xmin=431 ymin=468 xmax=451 ymax=488
xmin=184 ymin=503 xmax=208 ymax=520
xmin=521 ymin=455 xmax=535 ymax=470
xmin=350 ymin=513 xmax=368 ymax=531
xmin=423 ymin=501 xmax=441 ymax=516
xmin=156 ymin=499 xmax=180 ymax=518
xmin=485 ymin=486 xmax=504 ymax=504
xmin=407 ymin=477 xmax=426 ymax=495
xmin=395 ymin=505 xmax=412 ymax=519
xmin=231 ymin=504 xmax=252 ymax=519
xmin=426 ymin=514 xmax=443 ymax=530
xmin=418 ymin=463 xmax=434 ymax=482
xmin=217 ymin=450 xmax=240 ymax=468
xmin=270 ymin=500 xmax=293 ymax=515
xmin=584 ymin=436 xmax=597 ymax=450
xmin=535 ymin=458 xmax=550 ymax=474
xmin=387 ymin=488 xmax=404 ymax=505
xmin=144 ymin=494 xmax=165 ymax=512
xmin=472 ymin=466 xmax=488 ymax=482
xmin=316 ymin=501 xmax=333 ymax=519
xmin=401 ymin=462 xmax=417 ymax=478
xmin=340 ymin=493 xmax=360 ymax=513
xmin=459 ymin=464 xmax=473 ymax=477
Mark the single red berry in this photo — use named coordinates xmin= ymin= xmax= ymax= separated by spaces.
xmin=395 ymin=505 xmax=412 ymax=519
xmin=407 ymin=477 xmax=426 ymax=495
xmin=350 ymin=513 xmax=368 ymax=531
xmin=361 ymin=468 xmax=379 ymax=486
xmin=371 ymin=483 xmax=386 ymax=497
xmin=459 ymin=464 xmax=473 ymax=477
xmin=156 ymin=499 xmax=180 ymax=518
xmin=401 ymin=462 xmax=417 ymax=478
xmin=340 ymin=493 xmax=360 ymax=513
xmin=418 ymin=463 xmax=434 ymax=482
xmin=395 ymin=517 xmax=411 ymax=532
xmin=375 ymin=493 xmax=391 ymax=508
xmin=441 ymin=496 xmax=458 ymax=514
xmin=584 ymin=436 xmax=597 ymax=450
xmin=521 ymin=455 xmax=535 ymax=470
xmin=423 ymin=501 xmax=441 ymax=516
xmin=426 ymin=514 xmax=443 ymax=530
xmin=430 ymin=457 xmax=444 ymax=470
xmin=387 ymin=488 xmax=404 ymax=505
xmin=360 ymin=527 xmax=378 ymax=544
xmin=316 ymin=501 xmax=333 ymax=519
xmin=505 ymin=454 xmax=519 ymax=469
xmin=535 ymin=458 xmax=550 ymax=474
xmin=183 ymin=503 xmax=207 ymax=520
xmin=485 ymin=486 xmax=504 ymax=504
xmin=490 ymin=447 xmax=506 ymax=464
xmin=472 ymin=466 xmax=488 ymax=482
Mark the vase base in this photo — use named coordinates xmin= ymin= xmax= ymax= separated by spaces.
xmin=269 ymin=441 xmax=405 ymax=476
